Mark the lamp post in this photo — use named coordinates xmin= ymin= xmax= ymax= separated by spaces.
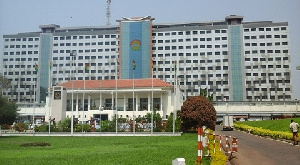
xmin=70 ymin=50 xmax=76 ymax=136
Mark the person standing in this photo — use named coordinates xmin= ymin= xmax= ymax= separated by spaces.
xmin=289 ymin=119 xmax=299 ymax=145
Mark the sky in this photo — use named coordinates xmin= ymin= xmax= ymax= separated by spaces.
xmin=0 ymin=0 xmax=299 ymax=99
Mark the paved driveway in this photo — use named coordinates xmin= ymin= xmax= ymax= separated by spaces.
xmin=215 ymin=125 xmax=300 ymax=165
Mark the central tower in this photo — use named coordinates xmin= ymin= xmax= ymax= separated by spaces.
xmin=117 ymin=16 xmax=154 ymax=79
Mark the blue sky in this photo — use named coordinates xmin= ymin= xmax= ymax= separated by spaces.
xmin=1 ymin=0 xmax=299 ymax=99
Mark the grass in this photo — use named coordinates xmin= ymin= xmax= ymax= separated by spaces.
xmin=0 ymin=134 xmax=203 ymax=165
xmin=237 ymin=117 xmax=300 ymax=132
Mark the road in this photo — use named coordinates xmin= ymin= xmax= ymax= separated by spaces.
xmin=214 ymin=125 xmax=300 ymax=165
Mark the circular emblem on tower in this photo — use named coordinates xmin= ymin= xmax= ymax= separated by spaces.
xmin=130 ymin=39 xmax=141 ymax=51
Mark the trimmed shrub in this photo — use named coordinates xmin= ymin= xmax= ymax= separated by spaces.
xmin=180 ymin=96 xmax=216 ymax=132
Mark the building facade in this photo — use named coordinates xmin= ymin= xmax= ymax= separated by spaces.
xmin=2 ymin=15 xmax=293 ymax=104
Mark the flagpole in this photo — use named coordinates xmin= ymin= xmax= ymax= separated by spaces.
xmin=151 ymin=59 xmax=154 ymax=135
xmin=48 ymin=61 xmax=52 ymax=135
xmin=33 ymin=80 xmax=36 ymax=134
xmin=132 ymin=60 xmax=135 ymax=135
xmin=99 ymin=78 xmax=102 ymax=135
xmin=70 ymin=51 xmax=76 ymax=136
xmin=33 ymin=63 xmax=38 ymax=135
xmin=82 ymin=65 xmax=86 ymax=135
xmin=115 ymin=59 xmax=118 ymax=135
xmin=173 ymin=60 xmax=177 ymax=134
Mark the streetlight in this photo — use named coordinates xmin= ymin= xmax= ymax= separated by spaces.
xmin=70 ymin=50 xmax=76 ymax=136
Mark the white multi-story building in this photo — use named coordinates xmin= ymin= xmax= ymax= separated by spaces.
xmin=2 ymin=15 xmax=293 ymax=104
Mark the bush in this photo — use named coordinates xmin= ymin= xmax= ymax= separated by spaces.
xmin=13 ymin=123 xmax=29 ymax=132
xmin=234 ymin=123 xmax=293 ymax=140
xmin=34 ymin=124 xmax=58 ymax=132
xmin=165 ymin=112 xmax=181 ymax=132
xmin=75 ymin=124 xmax=91 ymax=132
xmin=1 ymin=124 xmax=12 ymax=129
xmin=34 ymin=124 xmax=48 ymax=132
xmin=99 ymin=120 xmax=115 ymax=132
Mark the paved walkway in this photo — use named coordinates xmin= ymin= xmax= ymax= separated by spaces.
xmin=214 ymin=125 xmax=300 ymax=165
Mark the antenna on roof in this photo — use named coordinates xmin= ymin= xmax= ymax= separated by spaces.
xmin=106 ymin=0 xmax=111 ymax=26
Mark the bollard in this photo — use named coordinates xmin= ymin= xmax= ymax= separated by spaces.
xmin=219 ymin=135 xmax=222 ymax=152
xmin=213 ymin=133 xmax=216 ymax=154
xmin=197 ymin=127 xmax=203 ymax=164
xmin=225 ymin=136 xmax=229 ymax=154
xmin=232 ymin=137 xmax=238 ymax=152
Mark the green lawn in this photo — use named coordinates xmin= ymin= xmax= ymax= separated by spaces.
xmin=237 ymin=117 xmax=300 ymax=132
xmin=0 ymin=134 xmax=200 ymax=165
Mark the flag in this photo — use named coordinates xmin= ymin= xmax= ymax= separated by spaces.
xmin=132 ymin=60 xmax=136 ymax=70
xmin=34 ymin=63 xmax=38 ymax=71
xmin=49 ymin=62 xmax=52 ymax=70
xmin=151 ymin=59 xmax=154 ymax=71
xmin=85 ymin=63 xmax=89 ymax=72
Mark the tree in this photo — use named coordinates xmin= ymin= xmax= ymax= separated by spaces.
xmin=200 ymin=88 xmax=213 ymax=102
xmin=179 ymin=96 xmax=216 ymax=132
xmin=0 ymin=73 xmax=11 ymax=96
xmin=0 ymin=95 xmax=18 ymax=125
xmin=165 ymin=111 xmax=181 ymax=132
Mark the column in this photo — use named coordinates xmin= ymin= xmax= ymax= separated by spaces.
xmin=76 ymin=93 xmax=79 ymax=111
xmin=148 ymin=93 xmax=151 ymax=112
xmin=123 ymin=94 xmax=126 ymax=111
xmin=88 ymin=94 xmax=91 ymax=111
xmin=135 ymin=94 xmax=139 ymax=111
xmin=160 ymin=93 xmax=163 ymax=111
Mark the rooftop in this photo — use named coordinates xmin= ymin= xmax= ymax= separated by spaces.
xmin=59 ymin=78 xmax=173 ymax=89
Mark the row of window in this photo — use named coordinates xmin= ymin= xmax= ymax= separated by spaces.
xmin=53 ymin=76 xmax=115 ymax=81
xmin=53 ymin=48 xmax=116 ymax=54
xmin=52 ymin=62 xmax=115 ymax=67
xmin=3 ymin=51 xmax=39 ymax=55
xmin=4 ymin=44 xmax=39 ymax=48
xmin=245 ymin=42 xmax=288 ymax=47
xmin=4 ymin=38 xmax=39 ymax=42
xmin=246 ymin=72 xmax=290 ymax=77
xmin=245 ymin=65 xmax=289 ymax=69
xmin=246 ymin=88 xmax=290 ymax=91
xmin=244 ymin=27 xmax=286 ymax=32
xmin=246 ymin=79 xmax=290 ymax=84
xmin=155 ymin=59 xmax=228 ymax=65
xmin=244 ymin=35 xmax=287 ymax=39
xmin=3 ymin=58 xmax=38 ymax=62
xmin=185 ymin=88 xmax=230 ymax=93
xmin=245 ymin=50 xmax=288 ymax=54
xmin=53 ymin=55 xmax=116 ymax=61
xmin=5 ymin=71 xmax=37 ymax=75
xmin=153 ymin=45 xmax=228 ymax=50
xmin=246 ymin=95 xmax=291 ymax=100
xmin=53 ymin=41 xmax=117 ymax=46
xmin=153 ymin=30 xmax=227 ymax=36
xmin=52 ymin=69 xmax=115 ymax=74
xmin=245 ymin=57 xmax=288 ymax=61
xmin=153 ymin=37 xmax=227 ymax=43
xmin=54 ymin=35 xmax=117 ymax=40
xmin=153 ymin=52 xmax=227 ymax=57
